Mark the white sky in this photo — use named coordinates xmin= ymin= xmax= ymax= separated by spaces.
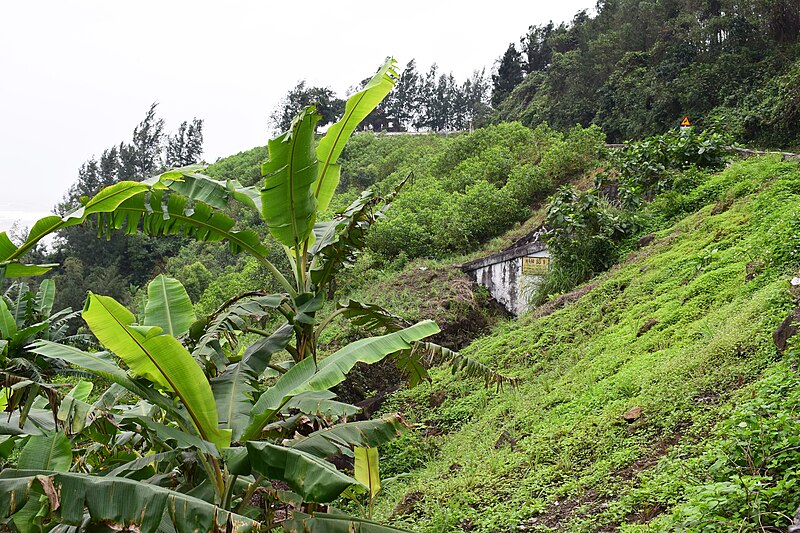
xmin=0 ymin=0 xmax=594 ymax=233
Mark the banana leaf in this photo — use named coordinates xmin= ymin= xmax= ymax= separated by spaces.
xmin=314 ymin=59 xmax=398 ymax=213
xmin=0 ymin=470 xmax=259 ymax=533
xmin=211 ymin=361 xmax=257 ymax=443
xmin=289 ymin=414 xmax=408 ymax=459
xmin=35 ymin=279 xmax=56 ymax=316
xmin=143 ymin=275 xmax=196 ymax=337
xmin=27 ymin=341 xmax=193 ymax=431
xmin=307 ymin=321 xmax=440 ymax=391
xmin=17 ymin=432 xmax=72 ymax=471
xmin=354 ymin=447 xmax=380 ymax=498
xmin=261 ymin=106 xmax=320 ymax=248
xmin=82 ymin=293 xmax=230 ymax=449
xmin=245 ymin=441 xmax=359 ymax=503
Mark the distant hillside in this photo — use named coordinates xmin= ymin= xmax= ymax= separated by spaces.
xmin=491 ymin=0 xmax=800 ymax=148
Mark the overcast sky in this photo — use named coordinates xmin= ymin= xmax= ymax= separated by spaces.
xmin=0 ymin=0 xmax=594 ymax=234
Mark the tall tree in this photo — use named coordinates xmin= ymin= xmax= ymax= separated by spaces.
xmin=462 ymin=69 xmax=492 ymax=129
xmin=521 ymin=22 xmax=556 ymax=73
xmin=166 ymin=118 xmax=204 ymax=167
xmin=118 ymin=103 xmax=165 ymax=181
xmin=386 ymin=59 xmax=420 ymax=130
xmin=269 ymin=81 xmax=344 ymax=132
xmin=492 ymin=43 xmax=524 ymax=107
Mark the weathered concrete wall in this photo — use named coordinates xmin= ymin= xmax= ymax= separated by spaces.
xmin=462 ymin=241 xmax=549 ymax=315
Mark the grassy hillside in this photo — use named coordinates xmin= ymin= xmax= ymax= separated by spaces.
xmin=369 ymin=156 xmax=800 ymax=531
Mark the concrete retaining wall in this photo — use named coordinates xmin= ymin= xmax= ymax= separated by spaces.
xmin=462 ymin=241 xmax=549 ymax=315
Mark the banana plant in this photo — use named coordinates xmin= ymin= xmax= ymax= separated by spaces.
xmin=0 ymin=59 xmax=514 ymax=531
xmin=1 ymin=280 xmax=86 ymax=430
xmin=1 ymin=274 xmax=423 ymax=531
xmin=0 ymin=58 xmax=511 ymax=391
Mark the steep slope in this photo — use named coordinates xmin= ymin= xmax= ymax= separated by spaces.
xmin=374 ymin=156 xmax=800 ymax=531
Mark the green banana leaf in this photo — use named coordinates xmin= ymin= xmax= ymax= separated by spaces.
xmin=82 ymin=293 xmax=230 ymax=449
xmin=308 ymin=320 xmax=440 ymax=391
xmin=0 ymin=181 xmax=150 ymax=263
xmin=35 ymin=279 xmax=56 ymax=316
xmin=261 ymin=106 xmax=320 ymax=248
xmin=150 ymin=168 xmax=262 ymax=213
xmin=0 ymin=298 xmax=16 ymax=338
xmin=290 ymin=414 xmax=408 ymax=458
xmin=211 ymin=362 xmax=257 ymax=443
xmin=17 ymin=432 xmax=72 ymax=471
xmin=314 ymin=59 xmax=398 ymax=213
xmin=244 ymin=321 xmax=438 ymax=441
xmin=245 ymin=441 xmax=359 ymax=503
xmin=0 ymin=470 xmax=259 ymax=533
xmin=282 ymin=391 xmax=359 ymax=420
xmin=245 ymin=357 xmax=317 ymax=441
xmin=143 ymin=275 xmax=196 ymax=337
xmin=57 ymin=382 xmax=94 ymax=434
xmin=27 ymin=341 xmax=194 ymax=432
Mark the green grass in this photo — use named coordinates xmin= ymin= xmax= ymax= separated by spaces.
xmin=368 ymin=156 xmax=800 ymax=531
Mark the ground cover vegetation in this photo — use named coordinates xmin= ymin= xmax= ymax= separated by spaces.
xmin=371 ymin=155 xmax=800 ymax=531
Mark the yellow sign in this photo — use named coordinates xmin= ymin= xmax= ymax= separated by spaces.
xmin=522 ymin=256 xmax=549 ymax=276
xmin=680 ymin=116 xmax=692 ymax=127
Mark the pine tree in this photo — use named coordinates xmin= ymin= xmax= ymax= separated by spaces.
xmin=166 ymin=118 xmax=204 ymax=167
xmin=386 ymin=59 xmax=420 ymax=130
xmin=269 ymin=82 xmax=344 ymax=133
xmin=492 ymin=43 xmax=524 ymax=107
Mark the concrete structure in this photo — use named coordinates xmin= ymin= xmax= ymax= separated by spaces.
xmin=461 ymin=234 xmax=550 ymax=315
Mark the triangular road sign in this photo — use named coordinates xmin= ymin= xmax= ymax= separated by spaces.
xmin=680 ymin=116 xmax=692 ymax=127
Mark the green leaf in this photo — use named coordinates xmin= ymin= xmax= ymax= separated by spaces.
xmin=290 ymin=415 xmax=408 ymax=459
xmin=417 ymin=341 xmax=520 ymax=389
xmin=283 ymin=391 xmax=359 ymax=421
xmin=0 ymin=233 xmax=16 ymax=262
xmin=354 ymin=447 xmax=380 ymax=498
xmin=143 ymin=275 xmax=196 ymax=337
xmin=82 ymin=292 xmax=230 ymax=449
xmin=27 ymin=341 xmax=128 ymax=382
xmin=245 ymin=441 xmax=358 ymax=503
xmin=119 ymin=417 xmax=218 ymax=457
xmin=211 ymin=362 xmax=257 ymax=443
xmin=308 ymin=321 xmax=440 ymax=391
xmin=156 ymin=169 xmax=262 ymax=214
xmin=244 ymin=357 xmax=317 ymax=441
xmin=56 ymin=382 xmax=95 ymax=434
xmin=314 ymin=59 xmax=398 ymax=212
xmin=0 ymin=298 xmax=17 ymax=338
xmin=261 ymin=106 xmax=320 ymax=248
xmin=1 ymin=263 xmax=59 ymax=278
xmin=36 ymin=280 xmax=56 ymax=316
xmin=18 ymin=432 xmax=72 ymax=472
xmin=0 ymin=470 xmax=260 ymax=533
xmin=242 ymin=322 xmax=292 ymax=376
xmin=5 ymin=182 xmax=150 ymax=262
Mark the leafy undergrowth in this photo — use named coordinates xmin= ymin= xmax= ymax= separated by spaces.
xmin=370 ymin=156 xmax=800 ymax=531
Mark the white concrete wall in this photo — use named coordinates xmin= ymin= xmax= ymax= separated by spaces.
xmin=469 ymin=250 xmax=550 ymax=315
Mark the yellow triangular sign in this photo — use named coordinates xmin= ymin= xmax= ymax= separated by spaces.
xmin=680 ymin=116 xmax=692 ymax=127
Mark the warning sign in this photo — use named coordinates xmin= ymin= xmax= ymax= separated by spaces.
xmin=522 ymin=256 xmax=549 ymax=276
xmin=680 ymin=116 xmax=692 ymax=127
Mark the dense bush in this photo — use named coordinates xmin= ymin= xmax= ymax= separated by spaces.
xmin=367 ymin=122 xmax=603 ymax=259
xmin=612 ymin=127 xmax=733 ymax=199
xmin=532 ymin=185 xmax=639 ymax=305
